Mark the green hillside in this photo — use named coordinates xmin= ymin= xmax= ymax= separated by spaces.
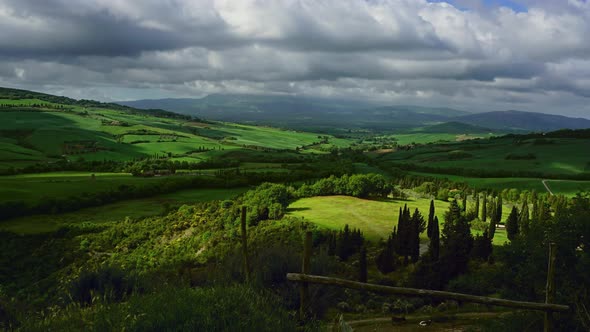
xmin=0 ymin=88 xmax=351 ymax=171
xmin=378 ymin=134 xmax=590 ymax=178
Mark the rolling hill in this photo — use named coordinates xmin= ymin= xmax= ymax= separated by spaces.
xmin=0 ymin=88 xmax=350 ymax=171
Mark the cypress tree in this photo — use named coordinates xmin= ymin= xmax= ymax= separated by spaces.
xmin=471 ymin=230 xmax=493 ymax=261
xmin=441 ymin=200 xmax=473 ymax=278
xmin=488 ymin=207 xmax=496 ymax=240
xmin=337 ymin=224 xmax=352 ymax=260
xmin=376 ymin=235 xmax=396 ymax=274
xmin=359 ymin=246 xmax=368 ymax=282
xmin=506 ymin=206 xmax=519 ymax=241
xmin=429 ymin=216 xmax=440 ymax=261
xmin=519 ymin=200 xmax=530 ymax=235
xmin=462 ymin=194 xmax=467 ymax=212
xmin=427 ymin=200 xmax=435 ymax=239
xmin=475 ymin=193 xmax=480 ymax=219
xmin=482 ymin=194 xmax=487 ymax=222
xmin=327 ymin=231 xmax=336 ymax=256
xmin=410 ymin=208 xmax=423 ymax=263
xmin=496 ymin=196 xmax=503 ymax=222
xmin=532 ymin=198 xmax=539 ymax=222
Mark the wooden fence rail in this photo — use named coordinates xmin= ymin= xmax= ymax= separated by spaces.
xmin=287 ymin=273 xmax=569 ymax=313
xmin=288 ymin=231 xmax=569 ymax=331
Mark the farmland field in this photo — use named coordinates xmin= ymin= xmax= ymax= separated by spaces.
xmin=0 ymin=172 xmax=171 ymax=204
xmin=0 ymin=187 xmax=248 ymax=234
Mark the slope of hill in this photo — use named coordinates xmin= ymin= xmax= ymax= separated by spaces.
xmin=0 ymin=87 xmax=190 ymax=120
xmin=378 ymin=128 xmax=590 ymax=178
xmin=454 ymin=110 xmax=590 ymax=132
xmin=119 ymin=95 xmax=469 ymax=132
xmin=0 ymin=88 xmax=350 ymax=171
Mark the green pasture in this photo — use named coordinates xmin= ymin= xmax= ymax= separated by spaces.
xmin=287 ymin=195 xmax=450 ymax=241
xmin=544 ymin=180 xmax=590 ymax=197
xmin=0 ymin=187 xmax=248 ymax=234
xmin=382 ymin=137 xmax=590 ymax=176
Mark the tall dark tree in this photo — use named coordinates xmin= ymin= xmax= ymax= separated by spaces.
xmin=462 ymin=194 xmax=467 ymax=212
xmin=337 ymin=224 xmax=351 ymax=260
xmin=475 ymin=193 xmax=480 ymax=219
xmin=471 ymin=230 xmax=493 ymax=261
xmin=441 ymin=200 xmax=473 ymax=278
xmin=427 ymin=200 xmax=435 ymax=239
xmin=482 ymin=194 xmax=487 ymax=222
xmin=496 ymin=196 xmax=503 ymax=222
xmin=376 ymin=235 xmax=396 ymax=274
xmin=397 ymin=204 xmax=412 ymax=262
xmin=359 ymin=246 xmax=368 ymax=283
xmin=519 ymin=199 xmax=530 ymax=235
xmin=410 ymin=208 xmax=424 ymax=263
xmin=429 ymin=216 xmax=440 ymax=261
xmin=506 ymin=206 xmax=519 ymax=241
xmin=327 ymin=231 xmax=336 ymax=256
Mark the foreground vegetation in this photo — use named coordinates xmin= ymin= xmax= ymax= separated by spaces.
xmin=2 ymin=87 xmax=590 ymax=331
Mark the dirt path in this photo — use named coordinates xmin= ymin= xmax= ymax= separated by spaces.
xmin=542 ymin=180 xmax=554 ymax=196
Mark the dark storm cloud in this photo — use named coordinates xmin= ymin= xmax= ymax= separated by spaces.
xmin=0 ymin=0 xmax=237 ymax=57
xmin=0 ymin=0 xmax=589 ymax=117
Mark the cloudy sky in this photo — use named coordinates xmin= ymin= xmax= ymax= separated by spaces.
xmin=1 ymin=0 xmax=589 ymax=117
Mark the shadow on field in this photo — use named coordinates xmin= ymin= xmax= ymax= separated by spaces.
xmin=286 ymin=207 xmax=311 ymax=212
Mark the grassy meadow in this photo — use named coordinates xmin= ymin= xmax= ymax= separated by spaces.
xmin=544 ymin=180 xmax=590 ymax=196
xmin=287 ymin=195 xmax=448 ymax=241
xmin=288 ymin=195 xmax=508 ymax=245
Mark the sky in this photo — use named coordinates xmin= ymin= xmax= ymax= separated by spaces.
xmin=1 ymin=0 xmax=590 ymax=118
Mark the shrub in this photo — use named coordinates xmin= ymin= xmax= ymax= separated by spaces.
xmin=25 ymin=285 xmax=303 ymax=332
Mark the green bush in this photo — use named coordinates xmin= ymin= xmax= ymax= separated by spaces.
xmin=24 ymin=284 xmax=302 ymax=332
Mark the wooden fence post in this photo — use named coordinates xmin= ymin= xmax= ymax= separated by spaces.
xmin=300 ymin=231 xmax=312 ymax=321
xmin=241 ymin=206 xmax=250 ymax=282
xmin=544 ymin=242 xmax=557 ymax=332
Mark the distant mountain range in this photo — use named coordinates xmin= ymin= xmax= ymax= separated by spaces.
xmin=119 ymin=94 xmax=467 ymax=132
xmin=454 ymin=110 xmax=590 ymax=132
xmin=119 ymin=94 xmax=590 ymax=133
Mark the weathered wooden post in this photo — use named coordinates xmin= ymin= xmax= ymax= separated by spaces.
xmin=241 ymin=206 xmax=250 ymax=282
xmin=300 ymin=231 xmax=312 ymax=321
xmin=544 ymin=242 xmax=557 ymax=332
